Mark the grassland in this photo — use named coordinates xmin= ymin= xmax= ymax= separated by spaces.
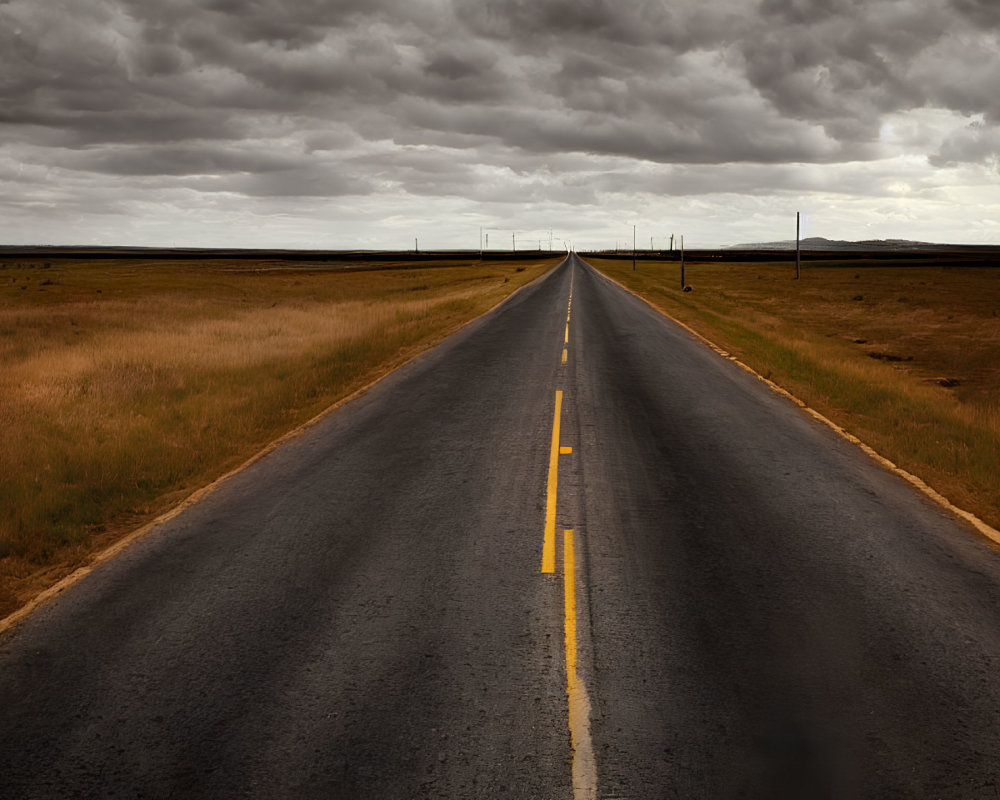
xmin=0 ymin=255 xmax=558 ymax=617
xmin=588 ymin=256 xmax=1000 ymax=537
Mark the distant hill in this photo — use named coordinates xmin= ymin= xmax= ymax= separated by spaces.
xmin=725 ymin=237 xmax=952 ymax=251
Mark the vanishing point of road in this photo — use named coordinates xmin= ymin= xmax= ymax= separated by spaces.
xmin=3 ymin=254 xmax=1000 ymax=798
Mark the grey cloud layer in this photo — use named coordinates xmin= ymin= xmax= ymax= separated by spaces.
xmin=1 ymin=0 xmax=999 ymax=205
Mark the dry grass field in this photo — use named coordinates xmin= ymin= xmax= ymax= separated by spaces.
xmin=0 ymin=255 xmax=558 ymax=617
xmin=589 ymin=256 xmax=1000 ymax=538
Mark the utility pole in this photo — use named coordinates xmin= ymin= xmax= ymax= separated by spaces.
xmin=795 ymin=211 xmax=801 ymax=280
xmin=512 ymin=233 xmax=515 ymax=252
xmin=670 ymin=233 xmax=674 ymax=251
xmin=632 ymin=224 xmax=636 ymax=272
xmin=415 ymin=237 xmax=418 ymax=253
xmin=680 ymin=235 xmax=685 ymax=288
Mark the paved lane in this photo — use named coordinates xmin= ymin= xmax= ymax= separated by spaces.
xmin=562 ymin=256 xmax=1000 ymax=799
xmin=3 ymin=253 xmax=1000 ymax=799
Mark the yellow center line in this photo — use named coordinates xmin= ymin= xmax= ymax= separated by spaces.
xmin=541 ymin=390 xmax=563 ymax=573
xmin=562 ymin=348 xmax=568 ymax=364
xmin=564 ymin=529 xmax=597 ymax=798
xmin=565 ymin=270 xmax=574 ymax=345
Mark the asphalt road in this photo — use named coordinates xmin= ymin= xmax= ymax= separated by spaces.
xmin=3 ymin=254 xmax=1000 ymax=798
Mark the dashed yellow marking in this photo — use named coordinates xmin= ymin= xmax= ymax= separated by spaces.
xmin=541 ymin=391 xmax=563 ymax=573
xmin=564 ymin=529 xmax=597 ymax=798
xmin=546 ymin=264 xmax=596 ymax=796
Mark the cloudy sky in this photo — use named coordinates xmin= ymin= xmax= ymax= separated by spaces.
xmin=2 ymin=0 xmax=1000 ymax=250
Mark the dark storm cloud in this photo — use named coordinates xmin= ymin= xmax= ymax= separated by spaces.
xmin=220 ymin=167 xmax=374 ymax=198
xmin=739 ymin=2 xmax=938 ymax=142
xmin=740 ymin=0 xmax=1000 ymax=142
xmin=930 ymin=120 xmax=1000 ymax=169
xmin=2 ymin=0 xmax=1000 ymax=213
xmin=61 ymin=144 xmax=302 ymax=177
xmin=949 ymin=0 xmax=1000 ymax=26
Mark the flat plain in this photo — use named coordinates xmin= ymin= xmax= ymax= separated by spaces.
xmin=589 ymin=254 xmax=1000 ymax=539
xmin=5 ymin=255 xmax=1000 ymax=796
xmin=0 ymin=254 xmax=558 ymax=618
